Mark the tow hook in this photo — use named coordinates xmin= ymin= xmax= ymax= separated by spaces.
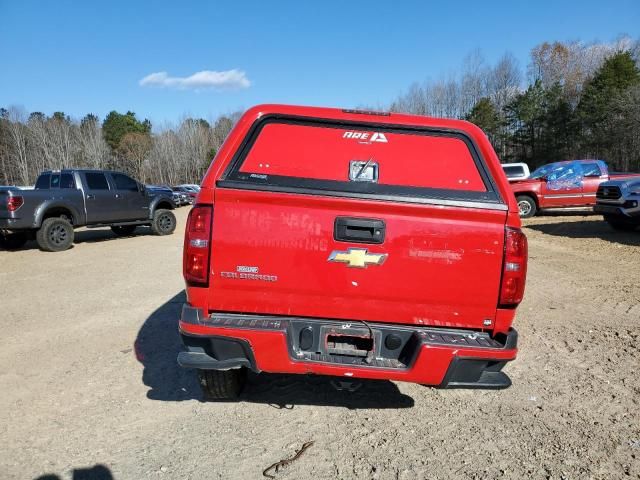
xmin=330 ymin=380 xmax=362 ymax=392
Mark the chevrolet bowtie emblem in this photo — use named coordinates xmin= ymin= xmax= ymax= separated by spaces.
xmin=327 ymin=248 xmax=388 ymax=268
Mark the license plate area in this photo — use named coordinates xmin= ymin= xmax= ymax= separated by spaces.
xmin=597 ymin=205 xmax=620 ymax=213
xmin=326 ymin=333 xmax=373 ymax=357
xmin=321 ymin=325 xmax=377 ymax=358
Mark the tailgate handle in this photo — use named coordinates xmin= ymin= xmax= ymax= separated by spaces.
xmin=334 ymin=217 xmax=385 ymax=244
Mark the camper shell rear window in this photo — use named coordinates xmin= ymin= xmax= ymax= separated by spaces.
xmin=220 ymin=116 xmax=503 ymax=206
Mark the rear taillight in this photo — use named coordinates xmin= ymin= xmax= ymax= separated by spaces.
xmin=183 ymin=205 xmax=213 ymax=286
xmin=499 ymin=227 xmax=528 ymax=306
xmin=7 ymin=195 xmax=24 ymax=212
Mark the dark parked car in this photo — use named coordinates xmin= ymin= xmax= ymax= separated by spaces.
xmin=0 ymin=169 xmax=177 ymax=251
xmin=147 ymin=185 xmax=186 ymax=206
xmin=171 ymin=186 xmax=197 ymax=204
xmin=177 ymin=184 xmax=200 ymax=193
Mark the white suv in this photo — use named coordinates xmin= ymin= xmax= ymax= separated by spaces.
xmin=502 ymin=163 xmax=530 ymax=182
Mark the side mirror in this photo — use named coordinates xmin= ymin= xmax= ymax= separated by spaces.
xmin=139 ymin=183 xmax=146 ymax=193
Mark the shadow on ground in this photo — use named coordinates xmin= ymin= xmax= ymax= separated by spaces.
xmin=525 ymin=219 xmax=640 ymax=246
xmin=135 ymin=291 xmax=415 ymax=409
xmin=535 ymin=208 xmax=596 ymax=217
xmin=74 ymin=227 xmax=155 ymax=244
xmin=35 ymin=464 xmax=113 ymax=480
xmin=1 ymin=227 xmax=156 ymax=252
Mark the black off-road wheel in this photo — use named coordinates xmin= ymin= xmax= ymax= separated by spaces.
xmin=0 ymin=232 xmax=28 ymax=250
xmin=197 ymin=369 xmax=247 ymax=400
xmin=150 ymin=209 xmax=176 ymax=236
xmin=36 ymin=217 xmax=74 ymax=252
xmin=111 ymin=225 xmax=137 ymax=236
xmin=604 ymin=215 xmax=638 ymax=232
xmin=516 ymin=195 xmax=537 ymax=219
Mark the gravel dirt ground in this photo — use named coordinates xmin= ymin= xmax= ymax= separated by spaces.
xmin=1 ymin=208 xmax=639 ymax=480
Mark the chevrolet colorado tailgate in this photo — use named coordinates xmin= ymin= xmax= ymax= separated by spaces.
xmin=209 ymin=119 xmax=508 ymax=329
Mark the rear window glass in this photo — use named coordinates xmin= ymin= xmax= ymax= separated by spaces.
xmin=50 ymin=174 xmax=60 ymax=188
xmin=60 ymin=173 xmax=76 ymax=189
xmin=582 ymin=163 xmax=602 ymax=177
xmin=35 ymin=174 xmax=51 ymax=189
xmin=223 ymin=118 xmax=500 ymax=204
xmin=85 ymin=173 xmax=109 ymax=190
xmin=238 ymin=123 xmax=485 ymax=192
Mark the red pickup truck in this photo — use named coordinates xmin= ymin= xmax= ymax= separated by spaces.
xmin=511 ymin=159 xmax=640 ymax=218
xmin=177 ymin=105 xmax=527 ymax=399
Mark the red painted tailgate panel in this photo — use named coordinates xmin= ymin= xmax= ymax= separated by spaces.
xmin=208 ymin=188 xmax=506 ymax=329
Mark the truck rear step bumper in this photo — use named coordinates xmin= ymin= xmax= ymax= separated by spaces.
xmin=178 ymin=306 xmax=517 ymax=389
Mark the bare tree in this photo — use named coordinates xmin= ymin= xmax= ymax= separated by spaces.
xmin=27 ymin=113 xmax=55 ymax=173
xmin=390 ymin=82 xmax=428 ymax=115
xmin=391 ymin=50 xmax=521 ymax=121
xmin=460 ymin=49 xmax=490 ymax=114
xmin=0 ymin=106 xmax=243 ymax=186
xmin=78 ymin=114 xmax=111 ymax=169
xmin=117 ymin=132 xmax=152 ymax=181
xmin=48 ymin=113 xmax=75 ymax=168
xmin=489 ymin=52 xmax=522 ymax=112
xmin=603 ymin=84 xmax=640 ymax=171
xmin=5 ymin=106 xmax=31 ymax=184
xmin=529 ymin=37 xmax=638 ymax=105
xmin=27 ymin=112 xmax=79 ymax=174
xmin=151 ymin=129 xmax=181 ymax=186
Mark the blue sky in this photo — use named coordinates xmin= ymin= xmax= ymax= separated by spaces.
xmin=1 ymin=0 xmax=638 ymax=125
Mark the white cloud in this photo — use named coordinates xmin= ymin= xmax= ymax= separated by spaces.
xmin=139 ymin=69 xmax=251 ymax=91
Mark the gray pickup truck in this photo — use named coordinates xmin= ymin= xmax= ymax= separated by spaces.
xmin=0 ymin=169 xmax=177 ymax=252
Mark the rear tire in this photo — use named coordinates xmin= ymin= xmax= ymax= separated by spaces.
xmin=516 ymin=195 xmax=537 ymax=218
xmin=0 ymin=232 xmax=28 ymax=250
xmin=198 ymin=369 xmax=247 ymax=400
xmin=151 ymin=209 xmax=176 ymax=236
xmin=111 ymin=225 xmax=137 ymax=236
xmin=604 ymin=215 xmax=638 ymax=232
xmin=36 ymin=217 xmax=74 ymax=252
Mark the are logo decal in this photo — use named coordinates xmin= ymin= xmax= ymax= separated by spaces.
xmin=343 ymin=131 xmax=388 ymax=144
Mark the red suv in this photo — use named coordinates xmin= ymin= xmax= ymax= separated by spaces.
xmin=178 ymin=105 xmax=527 ymax=399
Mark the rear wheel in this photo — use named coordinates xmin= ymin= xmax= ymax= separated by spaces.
xmin=604 ymin=215 xmax=638 ymax=232
xmin=36 ymin=217 xmax=74 ymax=252
xmin=111 ymin=225 xmax=137 ymax=236
xmin=0 ymin=231 xmax=28 ymax=250
xmin=197 ymin=369 xmax=247 ymax=400
xmin=151 ymin=209 xmax=176 ymax=236
xmin=516 ymin=195 xmax=537 ymax=218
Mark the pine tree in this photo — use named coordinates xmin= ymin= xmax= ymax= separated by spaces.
xmin=102 ymin=111 xmax=152 ymax=151
xmin=466 ymin=98 xmax=500 ymax=139
xmin=504 ymin=80 xmax=546 ymax=164
xmin=577 ymin=51 xmax=640 ymax=162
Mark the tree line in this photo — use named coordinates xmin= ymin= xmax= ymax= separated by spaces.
xmin=1 ymin=36 xmax=639 ymax=187
xmin=390 ymin=37 xmax=640 ymax=172
xmin=0 ymin=107 xmax=240 ymax=186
